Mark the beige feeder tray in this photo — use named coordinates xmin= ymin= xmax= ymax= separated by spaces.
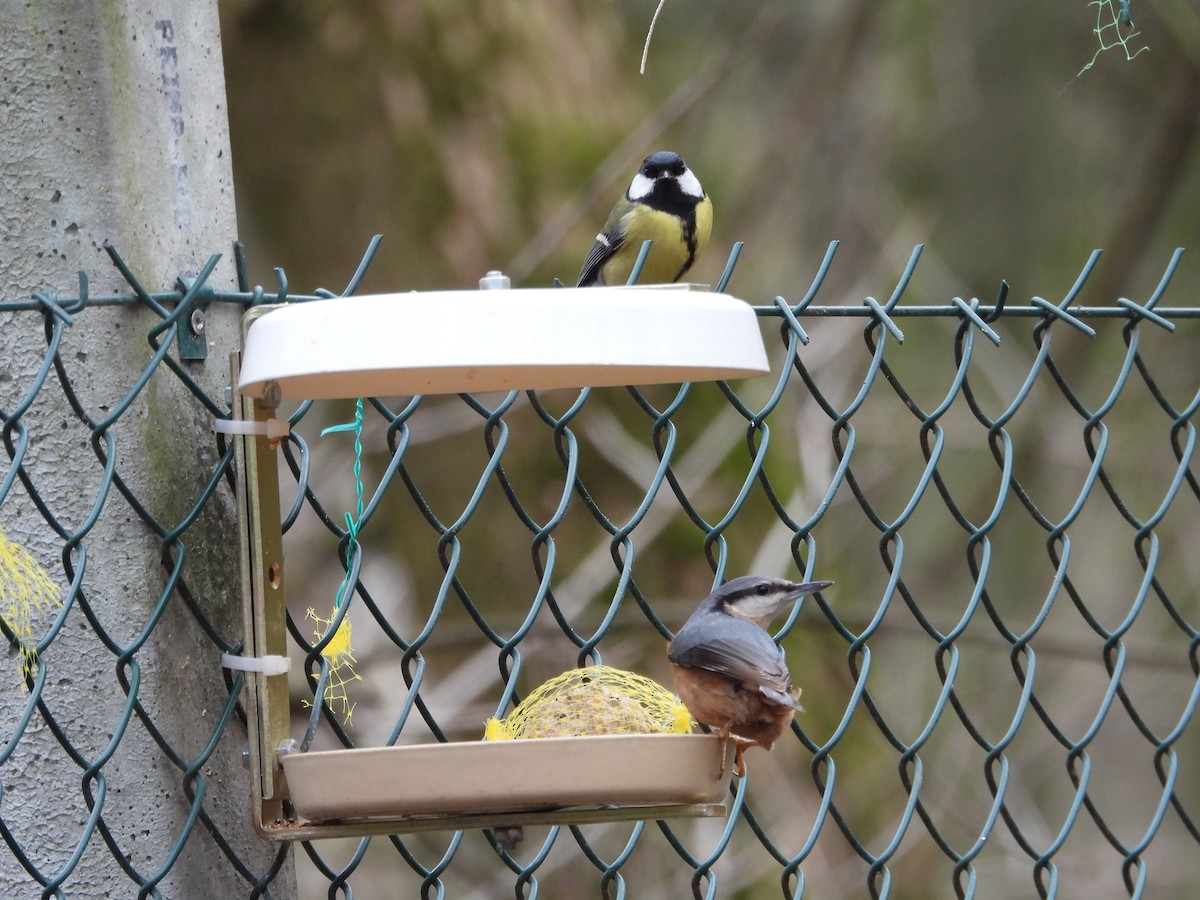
xmin=280 ymin=734 xmax=734 ymax=828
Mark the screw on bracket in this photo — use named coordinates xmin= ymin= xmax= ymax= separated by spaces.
xmin=176 ymin=274 xmax=214 ymax=361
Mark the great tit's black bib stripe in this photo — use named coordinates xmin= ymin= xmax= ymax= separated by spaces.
xmin=633 ymin=182 xmax=704 ymax=282
xmin=674 ymin=214 xmax=700 ymax=282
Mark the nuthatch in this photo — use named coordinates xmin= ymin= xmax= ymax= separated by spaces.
xmin=668 ymin=575 xmax=832 ymax=775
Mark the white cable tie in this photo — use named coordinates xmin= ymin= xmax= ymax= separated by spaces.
xmin=221 ymin=652 xmax=291 ymax=676
xmin=213 ymin=418 xmax=290 ymax=439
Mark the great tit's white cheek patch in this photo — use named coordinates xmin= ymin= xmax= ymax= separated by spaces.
xmin=677 ymin=168 xmax=704 ymax=199
xmin=627 ymin=172 xmax=656 ymax=200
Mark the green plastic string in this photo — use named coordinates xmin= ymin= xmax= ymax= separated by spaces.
xmin=321 ymin=397 xmax=366 ymax=607
xmin=305 ymin=397 xmax=367 ymax=724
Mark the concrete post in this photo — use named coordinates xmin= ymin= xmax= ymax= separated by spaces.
xmin=0 ymin=1 xmax=295 ymax=895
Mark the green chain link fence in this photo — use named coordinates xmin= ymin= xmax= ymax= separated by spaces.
xmin=1 ymin=241 xmax=1198 ymax=898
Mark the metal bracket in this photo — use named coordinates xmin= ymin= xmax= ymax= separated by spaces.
xmin=231 ymin=306 xmax=293 ymax=834
xmin=176 ymin=275 xmax=214 ymax=360
xmin=256 ymin=802 xmax=729 ymax=843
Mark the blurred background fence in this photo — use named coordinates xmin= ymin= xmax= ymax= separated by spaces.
xmin=1 ymin=240 xmax=1197 ymax=898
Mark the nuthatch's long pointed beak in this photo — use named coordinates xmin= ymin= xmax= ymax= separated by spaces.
xmin=786 ymin=579 xmax=833 ymax=601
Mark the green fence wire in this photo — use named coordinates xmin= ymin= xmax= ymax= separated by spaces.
xmin=1 ymin=241 xmax=1198 ymax=898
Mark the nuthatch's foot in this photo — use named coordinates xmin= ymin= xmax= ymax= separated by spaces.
xmin=730 ymin=737 xmax=757 ymax=778
xmin=733 ymin=738 xmax=750 ymax=778
xmin=714 ymin=725 xmax=731 ymax=779
xmin=715 ymin=726 xmax=757 ymax=779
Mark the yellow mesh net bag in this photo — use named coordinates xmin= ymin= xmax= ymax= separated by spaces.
xmin=485 ymin=665 xmax=693 ymax=740
xmin=0 ymin=525 xmax=61 ymax=687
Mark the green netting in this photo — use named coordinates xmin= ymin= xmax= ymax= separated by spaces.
xmin=1 ymin=241 xmax=1197 ymax=898
xmin=1079 ymin=0 xmax=1149 ymax=75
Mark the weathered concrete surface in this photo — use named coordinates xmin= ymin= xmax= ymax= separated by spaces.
xmin=1 ymin=2 xmax=295 ymax=896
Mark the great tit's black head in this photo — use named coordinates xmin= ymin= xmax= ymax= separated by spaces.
xmin=627 ymin=150 xmax=705 ymax=211
xmin=702 ymin=575 xmax=833 ymax=628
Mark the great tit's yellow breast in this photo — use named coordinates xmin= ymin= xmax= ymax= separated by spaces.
xmin=602 ymin=201 xmax=710 ymax=286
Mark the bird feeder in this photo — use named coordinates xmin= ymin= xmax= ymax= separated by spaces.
xmin=225 ymin=282 xmax=768 ymax=840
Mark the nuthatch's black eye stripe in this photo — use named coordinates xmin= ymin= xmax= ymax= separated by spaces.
xmin=720 ymin=579 xmax=790 ymax=606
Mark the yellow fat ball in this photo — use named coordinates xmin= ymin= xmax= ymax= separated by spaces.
xmin=485 ymin=665 xmax=694 ymax=740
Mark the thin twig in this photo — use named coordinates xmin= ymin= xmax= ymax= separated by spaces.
xmin=640 ymin=0 xmax=667 ymax=74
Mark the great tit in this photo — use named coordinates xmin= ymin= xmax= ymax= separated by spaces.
xmin=576 ymin=150 xmax=713 ymax=287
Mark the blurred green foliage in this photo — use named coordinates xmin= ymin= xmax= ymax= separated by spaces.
xmin=221 ymin=0 xmax=1199 ymax=301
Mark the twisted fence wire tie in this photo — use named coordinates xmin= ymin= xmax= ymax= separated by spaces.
xmin=1029 ymin=296 xmax=1098 ymax=337
xmin=274 ymin=267 xmax=288 ymax=304
xmin=31 ymin=290 xmax=74 ymax=326
xmin=1038 ymin=249 xmax=1103 ymax=337
xmin=1116 ymin=297 xmax=1175 ymax=332
xmin=951 ymin=297 xmax=1002 ymax=346
xmin=863 ymin=296 xmax=905 ymax=343
xmin=773 ymin=296 xmax=810 ymax=345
